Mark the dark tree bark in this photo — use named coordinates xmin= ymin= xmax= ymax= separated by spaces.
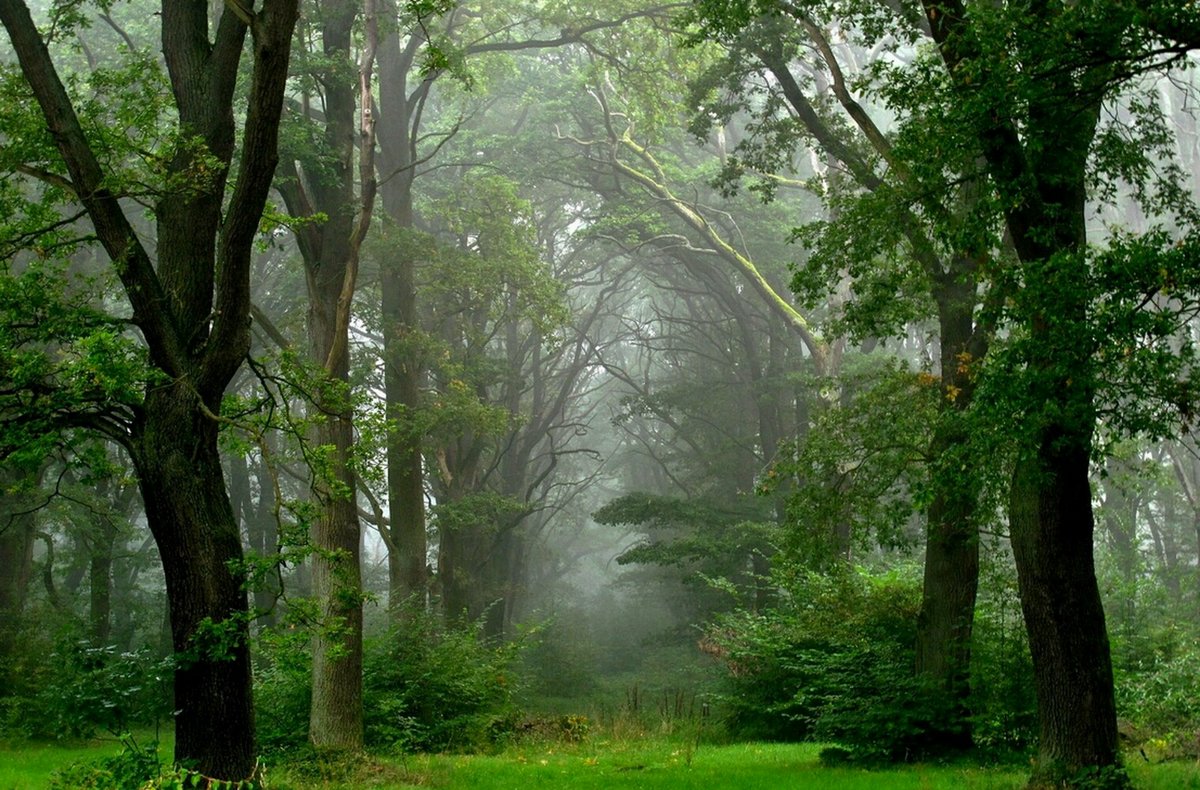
xmin=921 ymin=2 xmax=1122 ymax=780
xmin=132 ymin=388 xmax=259 ymax=776
xmin=915 ymin=270 xmax=986 ymax=749
xmin=745 ymin=26 xmax=992 ymax=741
xmin=0 ymin=464 xmax=40 ymax=658
xmin=0 ymin=0 xmax=299 ymax=777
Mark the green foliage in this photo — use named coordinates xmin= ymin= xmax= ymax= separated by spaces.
xmin=362 ymin=608 xmax=523 ymax=752
xmin=430 ymin=491 xmax=527 ymax=537
xmin=31 ymin=638 xmax=172 ymax=739
xmin=252 ymin=628 xmax=313 ymax=755
xmin=969 ymin=556 xmax=1038 ymax=757
xmin=1119 ymin=643 xmax=1200 ymax=750
xmin=0 ymin=256 xmax=156 ymax=464
xmin=48 ymin=734 xmax=160 ymax=790
xmin=707 ymin=564 xmax=1034 ymax=763
xmin=766 ymin=358 xmax=937 ymax=568
xmin=706 ymin=567 xmax=936 ymax=758
xmin=516 ymin=617 xmax=600 ymax=700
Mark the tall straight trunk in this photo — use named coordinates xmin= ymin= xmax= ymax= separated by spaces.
xmin=915 ymin=275 xmax=983 ymax=749
xmin=275 ymin=0 xmax=371 ymax=749
xmin=381 ymin=207 xmax=427 ymax=608
xmin=307 ymin=410 xmax=363 ymax=749
xmin=916 ymin=425 xmax=979 ymax=747
xmin=132 ymin=383 xmax=255 ymax=779
xmin=376 ymin=12 xmax=428 ymax=608
xmin=0 ymin=464 xmax=39 ymax=658
xmin=89 ymin=526 xmax=114 ymax=645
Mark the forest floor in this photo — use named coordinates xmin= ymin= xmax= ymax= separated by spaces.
xmin=4 ymin=736 xmax=1200 ymax=789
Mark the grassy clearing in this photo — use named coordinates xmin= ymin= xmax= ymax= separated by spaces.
xmin=268 ymin=740 xmax=1027 ymax=790
xmin=3 ymin=736 xmax=1199 ymax=789
xmin=0 ymin=732 xmax=171 ymax=790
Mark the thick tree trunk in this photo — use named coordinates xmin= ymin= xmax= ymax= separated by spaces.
xmin=1010 ymin=439 xmax=1119 ymax=782
xmin=303 ymin=226 xmax=364 ymax=751
xmin=280 ymin=0 xmax=366 ymax=745
xmin=307 ymin=411 xmax=364 ymax=749
xmin=132 ymin=383 xmax=255 ymax=779
xmin=0 ymin=0 xmax=298 ymax=776
xmin=916 ymin=448 xmax=979 ymax=748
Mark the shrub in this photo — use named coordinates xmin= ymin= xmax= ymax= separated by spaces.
xmin=253 ymin=628 xmax=313 ymax=754
xmin=708 ymin=565 xmax=1027 ymax=763
xmin=48 ymin=734 xmax=160 ymax=790
xmin=709 ymin=569 xmax=931 ymax=750
xmin=1114 ymin=631 xmax=1200 ymax=754
xmin=39 ymin=644 xmax=173 ymax=739
xmin=363 ymin=608 xmax=522 ymax=752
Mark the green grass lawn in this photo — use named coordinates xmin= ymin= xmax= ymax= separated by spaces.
xmin=0 ymin=733 xmax=170 ymax=790
xmin=4 ymin=736 xmax=1199 ymax=789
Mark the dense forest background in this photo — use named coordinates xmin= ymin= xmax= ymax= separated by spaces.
xmin=2 ymin=1 xmax=1200 ymax=788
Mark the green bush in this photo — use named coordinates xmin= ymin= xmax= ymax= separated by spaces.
xmin=0 ymin=630 xmax=171 ymax=741
xmin=253 ymin=628 xmax=313 ymax=754
xmin=363 ymin=608 xmax=522 ymax=752
xmin=48 ymin=735 xmax=160 ymax=790
xmin=41 ymin=643 xmax=173 ymax=739
xmin=1114 ymin=631 xmax=1200 ymax=751
xmin=969 ymin=569 xmax=1037 ymax=757
xmin=708 ymin=566 xmax=1033 ymax=763
xmin=708 ymin=568 xmax=935 ymax=753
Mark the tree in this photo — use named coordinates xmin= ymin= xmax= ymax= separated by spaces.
xmin=685 ymin=2 xmax=997 ymax=747
xmin=914 ymin=1 xmax=1200 ymax=783
xmin=274 ymin=0 xmax=379 ymax=750
xmin=0 ymin=0 xmax=298 ymax=777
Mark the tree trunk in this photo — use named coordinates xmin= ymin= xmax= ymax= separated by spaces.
xmin=89 ymin=524 xmax=115 ymax=645
xmin=132 ymin=383 xmax=255 ymax=779
xmin=275 ymin=0 xmax=367 ymax=748
xmin=0 ymin=464 xmax=39 ymax=656
xmin=915 ymin=276 xmax=983 ymax=750
xmin=1010 ymin=439 xmax=1119 ymax=782
xmin=376 ymin=10 xmax=429 ymax=610
xmin=307 ymin=411 xmax=364 ymax=750
xmin=382 ymin=226 xmax=428 ymax=609
xmin=0 ymin=0 xmax=298 ymax=775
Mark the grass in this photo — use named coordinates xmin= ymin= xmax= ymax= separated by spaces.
xmin=0 ymin=732 xmax=172 ymax=790
xmin=3 ymin=734 xmax=1199 ymax=789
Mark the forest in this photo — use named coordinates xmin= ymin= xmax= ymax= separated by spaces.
xmin=1 ymin=1 xmax=1200 ymax=788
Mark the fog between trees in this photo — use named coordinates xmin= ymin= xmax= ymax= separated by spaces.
xmin=1 ymin=2 xmax=1200 ymax=788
